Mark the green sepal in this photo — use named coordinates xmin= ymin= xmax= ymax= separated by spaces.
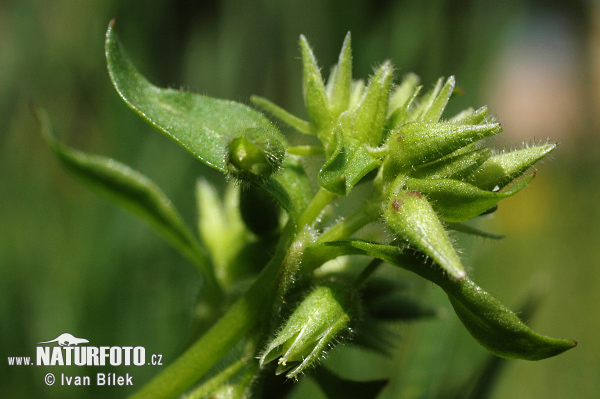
xmin=387 ymin=121 xmax=502 ymax=172
xmin=260 ymin=281 xmax=359 ymax=378
xmin=250 ymin=95 xmax=313 ymax=135
xmin=386 ymin=85 xmax=422 ymax=132
xmin=467 ymin=143 xmax=557 ymax=191
xmin=388 ymin=73 xmax=420 ymax=116
xmin=318 ymin=126 xmax=383 ymax=196
xmin=352 ymin=61 xmax=394 ymax=146
xmin=384 ymin=180 xmax=466 ymax=280
xmin=412 ymin=147 xmax=491 ymax=181
xmin=326 ymin=32 xmax=353 ymax=121
xmin=106 ymin=21 xmax=311 ymax=221
xmin=35 ymin=106 xmax=214 ymax=281
xmin=420 ymin=76 xmax=455 ymax=123
xmin=403 ymin=174 xmax=534 ymax=222
xmin=300 ymin=35 xmax=332 ymax=140
xmin=449 ymin=106 xmax=489 ymax=125
xmin=323 ymin=240 xmax=577 ymax=360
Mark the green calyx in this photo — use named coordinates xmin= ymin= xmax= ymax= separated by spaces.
xmin=260 ymin=281 xmax=359 ymax=378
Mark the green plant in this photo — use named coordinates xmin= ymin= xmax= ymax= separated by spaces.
xmin=34 ymin=20 xmax=576 ymax=399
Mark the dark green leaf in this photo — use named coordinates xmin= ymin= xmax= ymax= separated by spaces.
xmin=323 ymin=240 xmax=577 ymax=360
xmin=105 ymin=21 xmax=311 ymax=220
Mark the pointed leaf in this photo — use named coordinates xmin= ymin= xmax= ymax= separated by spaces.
xmin=106 ymin=22 xmax=311 ymax=220
xmin=323 ymin=240 xmax=577 ymax=360
xmin=403 ymin=174 xmax=534 ymax=222
xmin=35 ymin=106 xmax=214 ymax=281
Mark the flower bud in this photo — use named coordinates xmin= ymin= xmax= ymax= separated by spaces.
xmin=412 ymin=147 xmax=491 ymax=181
xmin=260 ymin=282 xmax=359 ymax=378
xmin=384 ymin=178 xmax=466 ymax=280
xmin=387 ymin=121 xmax=501 ymax=172
xmin=225 ymin=127 xmax=285 ymax=182
xmin=351 ymin=61 xmax=394 ymax=146
xmin=467 ymin=143 xmax=556 ymax=191
xmin=403 ymin=175 xmax=534 ymax=223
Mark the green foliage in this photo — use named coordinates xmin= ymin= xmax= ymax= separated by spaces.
xmin=37 ymin=21 xmax=575 ymax=399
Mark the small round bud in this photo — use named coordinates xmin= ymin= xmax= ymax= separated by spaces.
xmin=226 ymin=127 xmax=285 ymax=182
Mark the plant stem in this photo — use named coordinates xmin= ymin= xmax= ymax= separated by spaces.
xmin=128 ymin=223 xmax=295 ymax=399
xmin=297 ymin=188 xmax=337 ymax=230
xmin=317 ymin=200 xmax=379 ymax=243
xmin=183 ymin=359 xmax=248 ymax=399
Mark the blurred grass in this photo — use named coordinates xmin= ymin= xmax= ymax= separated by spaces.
xmin=1 ymin=0 xmax=597 ymax=398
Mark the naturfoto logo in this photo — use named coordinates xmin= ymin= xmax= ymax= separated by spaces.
xmin=36 ymin=332 xmax=147 ymax=366
xmin=7 ymin=332 xmax=164 ymax=388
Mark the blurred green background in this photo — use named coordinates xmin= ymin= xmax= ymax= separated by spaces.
xmin=1 ymin=0 xmax=598 ymax=397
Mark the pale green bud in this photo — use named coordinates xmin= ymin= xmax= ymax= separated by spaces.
xmin=260 ymin=282 xmax=359 ymax=378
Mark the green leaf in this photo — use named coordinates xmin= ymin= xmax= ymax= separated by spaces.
xmin=323 ymin=240 xmax=577 ymax=360
xmin=467 ymin=143 xmax=557 ymax=191
xmin=34 ymin=106 xmax=215 ymax=284
xmin=105 ymin=21 xmax=311 ymax=220
xmin=318 ymin=127 xmax=382 ymax=196
xmin=403 ymin=174 xmax=534 ymax=222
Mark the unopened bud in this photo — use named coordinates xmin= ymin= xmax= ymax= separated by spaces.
xmin=226 ymin=127 xmax=285 ymax=182
xmin=260 ymin=282 xmax=359 ymax=378
xmin=384 ymin=178 xmax=466 ymax=280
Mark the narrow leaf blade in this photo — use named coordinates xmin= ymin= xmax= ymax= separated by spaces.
xmin=34 ymin=106 xmax=213 ymax=279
